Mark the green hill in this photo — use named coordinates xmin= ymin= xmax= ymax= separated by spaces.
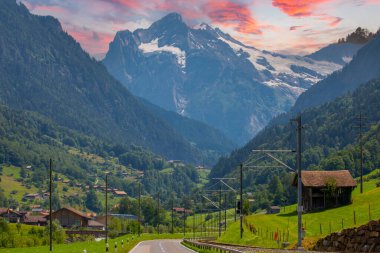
xmin=0 ymin=0 xmax=206 ymax=164
xmin=210 ymin=78 xmax=380 ymax=209
xmin=218 ymin=170 xmax=380 ymax=249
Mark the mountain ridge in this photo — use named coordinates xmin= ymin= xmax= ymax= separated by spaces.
xmin=103 ymin=12 xmax=343 ymax=144
xmin=0 ymin=1 xmax=206 ymax=164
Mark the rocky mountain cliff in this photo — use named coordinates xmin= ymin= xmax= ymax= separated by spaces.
xmin=103 ymin=13 xmax=343 ymax=144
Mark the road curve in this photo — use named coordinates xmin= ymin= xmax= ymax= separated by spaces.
xmin=129 ymin=239 xmax=195 ymax=253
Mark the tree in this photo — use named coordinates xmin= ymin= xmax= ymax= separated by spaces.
xmin=85 ymin=189 xmax=102 ymax=213
xmin=44 ymin=220 xmax=66 ymax=243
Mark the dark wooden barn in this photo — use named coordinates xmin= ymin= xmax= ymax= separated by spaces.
xmin=47 ymin=207 xmax=90 ymax=228
xmin=293 ymin=170 xmax=357 ymax=212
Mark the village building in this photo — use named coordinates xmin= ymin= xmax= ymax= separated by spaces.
xmin=46 ymin=207 xmax=90 ymax=228
xmin=23 ymin=214 xmax=47 ymax=226
xmin=114 ymin=190 xmax=127 ymax=197
xmin=172 ymin=207 xmax=193 ymax=215
xmin=0 ymin=208 xmax=25 ymax=223
xmin=267 ymin=206 xmax=281 ymax=214
xmin=293 ymin=170 xmax=357 ymax=212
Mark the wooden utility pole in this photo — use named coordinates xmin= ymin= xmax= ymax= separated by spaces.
xmin=240 ymin=163 xmax=243 ymax=239
xmin=49 ymin=158 xmax=52 ymax=252
xmin=138 ymin=182 xmax=141 ymax=237
xmin=353 ymin=112 xmax=366 ymax=193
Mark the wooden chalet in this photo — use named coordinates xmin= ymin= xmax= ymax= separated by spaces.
xmin=267 ymin=206 xmax=281 ymax=214
xmin=46 ymin=207 xmax=90 ymax=228
xmin=293 ymin=170 xmax=357 ymax=212
xmin=172 ymin=207 xmax=193 ymax=214
xmin=0 ymin=208 xmax=25 ymax=223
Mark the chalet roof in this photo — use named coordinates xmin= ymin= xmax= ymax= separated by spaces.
xmin=49 ymin=207 xmax=89 ymax=219
xmin=24 ymin=215 xmax=46 ymax=223
xmin=294 ymin=170 xmax=357 ymax=187
xmin=114 ymin=191 xmax=127 ymax=195
xmin=88 ymin=220 xmax=104 ymax=227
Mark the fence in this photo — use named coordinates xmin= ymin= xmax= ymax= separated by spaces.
xmin=183 ymin=239 xmax=243 ymax=253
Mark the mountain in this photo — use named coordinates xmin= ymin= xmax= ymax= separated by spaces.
xmin=307 ymin=43 xmax=363 ymax=65
xmin=138 ymin=98 xmax=236 ymax=154
xmin=103 ymin=13 xmax=342 ymax=144
xmin=211 ymin=32 xmax=380 ymax=178
xmin=292 ymin=33 xmax=380 ymax=113
xmin=0 ymin=0 xmax=209 ymax=163
xmin=306 ymin=27 xmax=378 ymax=65
xmin=210 ymin=77 xmax=380 ymax=180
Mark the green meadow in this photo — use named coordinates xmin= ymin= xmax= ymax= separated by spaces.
xmin=0 ymin=233 xmax=183 ymax=253
xmin=218 ymin=171 xmax=380 ymax=249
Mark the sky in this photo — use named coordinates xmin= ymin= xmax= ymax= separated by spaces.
xmin=20 ymin=0 xmax=380 ymax=57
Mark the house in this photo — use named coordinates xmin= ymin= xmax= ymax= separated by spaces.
xmin=293 ymin=170 xmax=357 ymax=212
xmin=87 ymin=220 xmax=105 ymax=230
xmin=0 ymin=208 xmax=26 ymax=223
xmin=114 ymin=190 xmax=127 ymax=197
xmin=267 ymin=206 xmax=281 ymax=214
xmin=23 ymin=214 xmax=47 ymax=226
xmin=172 ymin=207 xmax=193 ymax=215
xmin=23 ymin=193 xmax=41 ymax=201
xmin=46 ymin=207 xmax=90 ymax=228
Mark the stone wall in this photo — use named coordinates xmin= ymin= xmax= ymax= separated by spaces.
xmin=314 ymin=220 xmax=380 ymax=252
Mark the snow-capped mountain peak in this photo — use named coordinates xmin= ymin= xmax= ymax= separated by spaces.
xmin=103 ymin=13 xmax=346 ymax=144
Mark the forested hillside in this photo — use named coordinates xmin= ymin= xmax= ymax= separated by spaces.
xmin=0 ymin=0 xmax=206 ymax=163
xmin=211 ymin=78 xmax=380 ymax=209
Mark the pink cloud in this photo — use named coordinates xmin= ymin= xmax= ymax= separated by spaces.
xmin=272 ymin=0 xmax=330 ymax=17
xmin=290 ymin=25 xmax=304 ymax=31
xmin=64 ymin=25 xmax=114 ymax=54
xmin=203 ymin=0 xmax=262 ymax=34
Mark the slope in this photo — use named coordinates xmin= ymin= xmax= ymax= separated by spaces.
xmin=138 ymin=98 xmax=236 ymax=154
xmin=103 ymin=13 xmax=341 ymax=144
xmin=211 ymin=77 xmax=380 ymax=182
xmin=218 ymin=171 xmax=380 ymax=248
xmin=307 ymin=42 xmax=363 ymax=65
xmin=0 ymin=0 xmax=202 ymax=163
xmin=292 ymin=33 xmax=380 ymax=113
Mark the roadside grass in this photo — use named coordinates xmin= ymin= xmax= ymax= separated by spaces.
xmin=0 ymin=233 xmax=183 ymax=253
xmin=218 ymin=174 xmax=380 ymax=249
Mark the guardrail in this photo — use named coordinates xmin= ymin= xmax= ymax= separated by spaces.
xmin=183 ymin=239 xmax=243 ymax=253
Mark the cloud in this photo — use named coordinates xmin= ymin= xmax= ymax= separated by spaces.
xmin=290 ymin=25 xmax=304 ymax=31
xmin=203 ymin=0 xmax=262 ymax=34
xmin=320 ymin=16 xmax=342 ymax=27
xmin=62 ymin=23 xmax=115 ymax=54
xmin=272 ymin=0 xmax=330 ymax=17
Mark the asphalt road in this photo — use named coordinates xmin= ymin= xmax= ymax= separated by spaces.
xmin=129 ymin=239 xmax=195 ymax=253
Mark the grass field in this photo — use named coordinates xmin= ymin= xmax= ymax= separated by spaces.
xmin=0 ymin=166 xmax=39 ymax=202
xmin=218 ymin=172 xmax=380 ymax=249
xmin=0 ymin=233 xmax=183 ymax=253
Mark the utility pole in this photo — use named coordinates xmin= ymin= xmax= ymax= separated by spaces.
xmin=224 ymin=193 xmax=227 ymax=231
xmin=240 ymin=163 xmax=243 ymax=239
xmin=138 ymin=182 xmax=141 ymax=237
xmin=234 ymin=192 xmax=237 ymax=222
xmin=171 ymin=199 xmax=174 ymax=234
xmin=183 ymin=206 xmax=186 ymax=237
xmin=353 ymin=112 xmax=366 ymax=194
xmin=105 ymin=173 xmax=109 ymax=252
xmin=219 ymin=183 xmax=222 ymax=237
xmin=293 ymin=115 xmax=303 ymax=249
xmin=157 ymin=191 xmax=160 ymax=234
xmin=49 ymin=158 xmax=52 ymax=252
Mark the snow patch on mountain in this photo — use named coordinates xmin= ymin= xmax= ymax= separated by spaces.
xmin=342 ymin=56 xmax=353 ymax=63
xmin=139 ymin=38 xmax=186 ymax=68
xmin=217 ymin=36 xmax=341 ymax=89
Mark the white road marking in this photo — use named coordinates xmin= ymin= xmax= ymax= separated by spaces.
xmin=159 ymin=241 xmax=166 ymax=253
